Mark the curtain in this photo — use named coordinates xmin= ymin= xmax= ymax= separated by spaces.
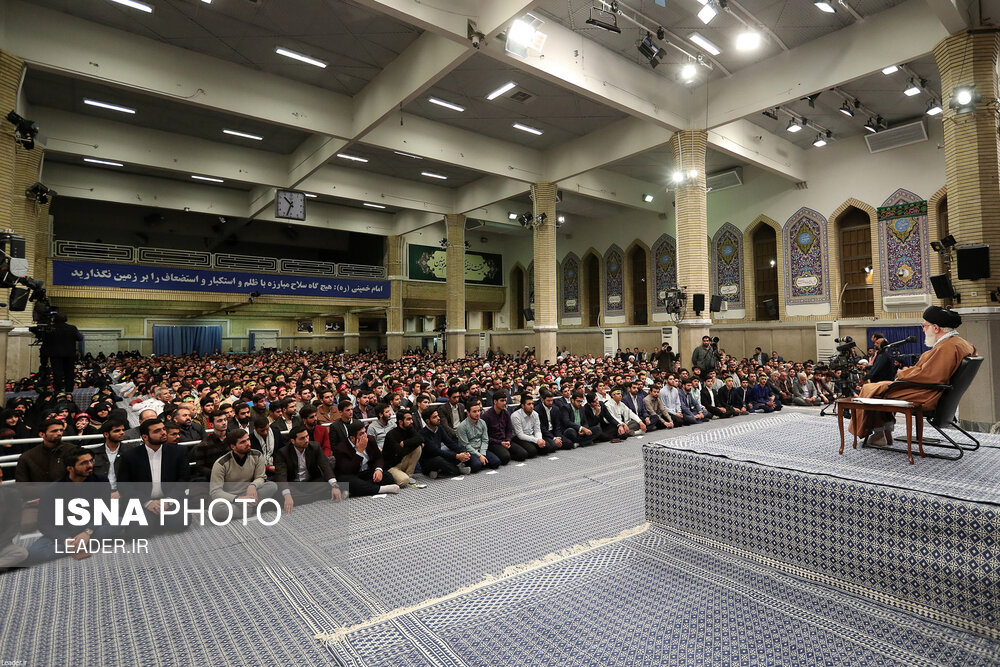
xmin=248 ymin=332 xmax=255 ymax=352
xmin=153 ymin=325 xmax=223 ymax=356
xmin=867 ymin=325 xmax=928 ymax=365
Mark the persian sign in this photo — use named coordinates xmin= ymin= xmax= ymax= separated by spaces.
xmin=407 ymin=244 xmax=503 ymax=286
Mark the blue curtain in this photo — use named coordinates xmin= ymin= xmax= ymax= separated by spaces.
xmin=153 ymin=325 xmax=223 ymax=356
xmin=867 ymin=325 xmax=928 ymax=365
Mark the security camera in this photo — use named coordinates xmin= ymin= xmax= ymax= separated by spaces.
xmin=471 ymin=33 xmax=482 ymax=49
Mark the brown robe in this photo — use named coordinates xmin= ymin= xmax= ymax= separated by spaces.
xmin=849 ymin=333 xmax=976 ymax=437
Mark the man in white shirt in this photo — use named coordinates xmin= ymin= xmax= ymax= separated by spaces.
xmin=511 ymin=395 xmax=556 ymax=457
xmin=659 ymin=374 xmax=693 ymax=426
xmin=605 ymin=387 xmax=646 ymax=436
xmin=116 ymin=418 xmax=190 ymax=534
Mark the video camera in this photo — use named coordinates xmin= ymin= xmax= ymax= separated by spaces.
xmin=0 ymin=231 xmax=57 ymax=333
xmin=834 ymin=336 xmax=857 ymax=354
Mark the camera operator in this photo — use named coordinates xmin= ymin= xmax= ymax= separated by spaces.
xmin=38 ymin=313 xmax=82 ymax=394
xmin=691 ymin=335 xmax=719 ymax=376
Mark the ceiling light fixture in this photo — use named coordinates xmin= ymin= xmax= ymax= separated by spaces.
xmin=557 ymin=215 xmax=566 ymax=223
xmin=513 ymin=122 xmax=543 ymax=135
xmin=637 ymin=33 xmax=662 ymax=68
xmin=223 ymin=129 xmax=263 ymax=141
xmin=508 ymin=212 xmax=518 ymax=220
xmin=882 ymin=65 xmax=899 ymax=75
xmin=925 ymin=99 xmax=943 ymax=116
xmin=839 ymin=101 xmax=855 ymax=117
xmin=585 ymin=6 xmax=621 ymax=33
xmin=107 ymin=0 xmax=153 ymax=12
xmin=393 ymin=151 xmax=422 ymax=159
xmin=506 ymin=14 xmax=548 ymax=56
xmin=83 ymin=99 xmax=136 ymax=114
xmin=421 ymin=171 xmax=448 ymax=179
xmin=275 ymin=47 xmax=327 ymax=68
xmin=363 ymin=202 xmax=387 ymax=209
xmin=336 ymin=153 xmax=368 ymax=162
xmin=428 ymin=97 xmax=465 ymax=112
xmin=191 ymin=175 xmax=224 ymax=183
xmin=643 ymin=193 xmax=655 ymax=203
xmin=672 ymin=172 xmax=685 ymax=183
xmin=84 ymin=158 xmax=124 ymax=167
xmin=680 ymin=62 xmax=698 ymax=83
xmin=786 ymin=118 xmax=802 ymax=133
xmin=812 ymin=133 xmax=827 ymax=147
xmin=949 ymin=85 xmax=981 ymax=113
xmin=735 ymin=30 xmax=761 ymax=51
xmin=304 ymin=193 xmax=318 ymax=198
xmin=487 ymin=82 xmax=517 ymax=100
xmin=814 ymin=1 xmax=835 ymax=12
xmin=688 ymin=33 xmax=721 ymax=56
xmin=697 ymin=1 xmax=718 ymax=24
xmin=903 ymin=78 xmax=921 ymax=96
xmin=863 ymin=117 xmax=877 ymax=133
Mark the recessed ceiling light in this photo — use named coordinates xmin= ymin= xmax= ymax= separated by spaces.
xmin=643 ymin=193 xmax=655 ymax=203
xmin=394 ymin=150 xmax=423 ymax=159
xmin=688 ymin=33 xmax=721 ymax=56
xmin=814 ymin=1 xmax=835 ymax=12
xmin=191 ymin=175 xmax=224 ymax=183
xmin=363 ymin=202 xmax=387 ymax=209
xmin=428 ymin=97 xmax=465 ymax=112
xmin=882 ymin=65 xmax=899 ymax=75
xmin=83 ymin=99 xmax=136 ymax=114
xmin=513 ymin=122 xmax=543 ymax=135
xmin=275 ymin=47 xmax=327 ymax=68
xmin=336 ymin=153 xmax=368 ymax=163
xmin=84 ymin=158 xmax=124 ymax=167
xmin=107 ymin=0 xmax=153 ymax=12
xmin=735 ymin=30 xmax=761 ymax=51
xmin=508 ymin=212 xmax=518 ymax=220
xmin=304 ymin=193 xmax=318 ymax=198
xmin=487 ymin=82 xmax=517 ymax=100
xmin=421 ymin=171 xmax=448 ymax=179
xmin=222 ymin=129 xmax=263 ymax=141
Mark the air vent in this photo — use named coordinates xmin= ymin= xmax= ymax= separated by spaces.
xmin=865 ymin=119 xmax=927 ymax=154
xmin=508 ymin=90 xmax=534 ymax=103
xmin=706 ymin=168 xmax=743 ymax=192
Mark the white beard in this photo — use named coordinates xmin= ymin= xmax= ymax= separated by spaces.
xmin=924 ymin=331 xmax=937 ymax=347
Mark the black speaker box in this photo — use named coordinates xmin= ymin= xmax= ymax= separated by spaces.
xmin=930 ymin=274 xmax=957 ymax=299
xmin=692 ymin=293 xmax=705 ymax=313
xmin=955 ymin=244 xmax=990 ymax=280
xmin=709 ymin=295 xmax=723 ymax=312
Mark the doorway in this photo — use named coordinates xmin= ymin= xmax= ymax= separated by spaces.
xmin=752 ymin=225 xmax=779 ymax=320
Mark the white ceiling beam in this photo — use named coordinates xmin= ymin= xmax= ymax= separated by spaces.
xmin=287 ymin=135 xmax=350 ymax=189
xmin=557 ymin=169 xmax=665 ymax=213
xmin=34 ymin=107 xmax=288 ymax=185
xmin=299 ymin=165 xmax=455 ymax=215
xmin=699 ymin=0 xmax=950 ymax=129
xmin=453 ymin=175 xmax=530 ymax=215
xmin=364 ymin=112 xmax=544 ymax=182
xmin=464 ymin=198 xmax=532 ymax=225
xmin=479 ymin=18 xmax=693 ymax=131
xmin=544 ymin=117 xmax=674 ymax=182
xmin=708 ymin=119 xmax=807 ymax=182
xmin=924 ymin=0 xmax=974 ymax=34
xmin=393 ymin=211 xmax=445 ymax=235
xmin=350 ymin=0 xmax=474 ymax=41
xmin=2 ymin=0 xmax=354 ymax=138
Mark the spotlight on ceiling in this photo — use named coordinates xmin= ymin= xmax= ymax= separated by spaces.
xmin=672 ymin=172 xmax=685 ymax=183
xmin=925 ymin=99 xmax=943 ymax=116
xmin=735 ymin=30 xmax=761 ymax=51
xmin=839 ymin=101 xmax=855 ymax=117
xmin=25 ymin=182 xmax=55 ymax=205
xmin=508 ymin=211 xmax=518 ymax=220
xmin=863 ymin=117 xmax=879 ymax=133
xmin=697 ymin=0 xmax=718 ymax=25
xmin=517 ymin=211 xmax=533 ymax=228
xmin=812 ymin=132 xmax=828 ymax=147
xmin=761 ymin=108 xmax=778 ymax=120
xmin=643 ymin=193 xmax=655 ymax=203
xmin=680 ymin=62 xmax=697 ymax=83
xmin=949 ymin=85 xmax=981 ymax=113
xmin=6 ymin=111 xmax=37 ymax=149
xmin=506 ymin=14 xmax=548 ymax=56
xmin=814 ymin=0 xmax=835 ymax=12
xmin=786 ymin=118 xmax=802 ymax=133
xmin=903 ymin=78 xmax=922 ymax=96
xmin=881 ymin=65 xmax=899 ymax=75
xmin=586 ymin=6 xmax=621 ymax=33
xmin=637 ymin=33 xmax=662 ymax=68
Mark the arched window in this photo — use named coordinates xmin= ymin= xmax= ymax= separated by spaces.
xmin=582 ymin=252 xmax=601 ymax=326
xmin=627 ymin=244 xmax=649 ymax=325
xmin=752 ymin=224 xmax=779 ymax=320
xmin=510 ymin=265 xmax=526 ymax=329
xmin=836 ymin=206 xmax=874 ymax=317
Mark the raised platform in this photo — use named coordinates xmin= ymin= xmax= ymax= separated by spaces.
xmin=645 ymin=413 xmax=1000 ymax=639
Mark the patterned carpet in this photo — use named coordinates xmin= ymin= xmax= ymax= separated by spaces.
xmin=2 ymin=412 xmax=997 ymax=665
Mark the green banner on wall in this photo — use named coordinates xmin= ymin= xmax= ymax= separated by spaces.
xmin=407 ymin=244 xmax=503 ymax=286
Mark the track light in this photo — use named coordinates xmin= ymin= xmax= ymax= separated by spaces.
xmin=735 ymin=30 xmax=761 ymax=51
xmin=535 ymin=212 xmax=548 ymax=225
xmin=903 ymin=78 xmax=922 ymax=96
xmin=839 ymin=101 xmax=855 ymax=117
xmin=638 ymin=33 xmax=662 ymax=68
xmin=863 ymin=117 xmax=878 ymax=133
xmin=761 ymin=108 xmax=778 ymax=120
xmin=812 ymin=133 xmax=827 ymax=147
xmin=517 ymin=211 xmax=533 ymax=228
xmin=6 ymin=111 xmax=37 ymax=149
xmin=25 ymin=182 xmax=55 ymax=205
xmin=680 ymin=62 xmax=697 ymax=83
xmin=586 ymin=6 xmax=621 ymax=33
xmin=814 ymin=1 xmax=835 ymax=12
xmin=949 ymin=85 xmax=981 ymax=113
xmin=881 ymin=65 xmax=899 ymax=75
xmin=672 ymin=172 xmax=685 ymax=183
xmin=697 ymin=1 xmax=718 ymax=24
xmin=786 ymin=118 xmax=802 ymax=133
xmin=925 ymin=99 xmax=943 ymax=116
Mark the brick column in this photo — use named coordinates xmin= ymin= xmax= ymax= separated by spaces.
xmin=385 ymin=234 xmax=405 ymax=359
xmin=445 ymin=214 xmax=466 ymax=359
xmin=343 ymin=311 xmax=359 ymax=355
xmin=1 ymin=51 xmax=51 ymax=381
xmin=935 ymin=30 xmax=1000 ymax=429
xmin=671 ymin=130 xmax=711 ymax=359
xmin=532 ymin=183 xmax=558 ymax=363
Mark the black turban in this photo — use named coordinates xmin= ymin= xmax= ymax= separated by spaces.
xmin=922 ymin=306 xmax=962 ymax=329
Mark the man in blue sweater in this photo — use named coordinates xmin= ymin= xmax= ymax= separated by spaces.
xmin=420 ymin=407 xmax=475 ymax=478
xmin=748 ymin=374 xmax=781 ymax=413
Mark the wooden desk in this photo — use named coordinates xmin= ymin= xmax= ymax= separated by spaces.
xmin=837 ymin=398 xmax=924 ymax=465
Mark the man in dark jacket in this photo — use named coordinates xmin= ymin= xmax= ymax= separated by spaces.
xmin=14 ymin=419 xmax=74 ymax=502
xmin=419 ymin=408 xmax=474 ymax=477
xmin=381 ymin=409 xmax=424 ymax=487
xmin=329 ymin=413 xmax=400 ymax=497
xmin=39 ymin=314 xmax=82 ymax=394
xmin=273 ymin=425 xmax=341 ymax=513
xmin=0 ymin=466 xmax=27 ymax=568
xmin=116 ymin=418 xmax=191 ymax=533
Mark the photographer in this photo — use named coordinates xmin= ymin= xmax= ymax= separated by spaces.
xmin=691 ymin=335 xmax=719 ymax=376
xmin=38 ymin=313 xmax=82 ymax=394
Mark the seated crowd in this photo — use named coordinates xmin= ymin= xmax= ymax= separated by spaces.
xmin=0 ymin=338 xmax=872 ymax=569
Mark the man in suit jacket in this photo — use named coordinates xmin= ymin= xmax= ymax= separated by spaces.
xmin=91 ymin=419 xmax=139 ymax=492
xmin=791 ymin=372 xmax=822 ymax=406
xmin=274 ymin=425 xmax=341 ymax=513
xmin=699 ymin=380 xmax=732 ymax=419
xmin=329 ymin=400 xmax=364 ymax=450
xmin=863 ymin=339 xmax=896 ymax=384
xmin=536 ymin=389 xmax=564 ymax=449
xmin=583 ymin=392 xmax=616 ymax=443
xmin=438 ymin=390 xmax=467 ymax=441
xmin=752 ymin=347 xmax=769 ymax=366
xmin=117 ymin=418 xmax=190 ymax=533
xmin=718 ymin=377 xmax=749 ymax=415
xmin=329 ymin=413 xmax=400 ymax=497
xmin=623 ymin=381 xmax=656 ymax=431
xmin=680 ymin=380 xmax=708 ymax=423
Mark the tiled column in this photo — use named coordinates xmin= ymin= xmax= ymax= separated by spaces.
xmin=934 ymin=30 xmax=1000 ymax=429
xmin=343 ymin=311 xmax=359 ymax=355
xmin=671 ymin=130 xmax=711 ymax=359
xmin=532 ymin=183 xmax=558 ymax=363
xmin=385 ymin=234 xmax=404 ymax=359
xmin=445 ymin=214 xmax=466 ymax=359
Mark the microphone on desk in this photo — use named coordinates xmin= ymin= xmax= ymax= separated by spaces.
xmin=884 ymin=336 xmax=917 ymax=349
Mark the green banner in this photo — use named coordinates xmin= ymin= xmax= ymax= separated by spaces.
xmin=408 ymin=244 xmax=503 ymax=286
